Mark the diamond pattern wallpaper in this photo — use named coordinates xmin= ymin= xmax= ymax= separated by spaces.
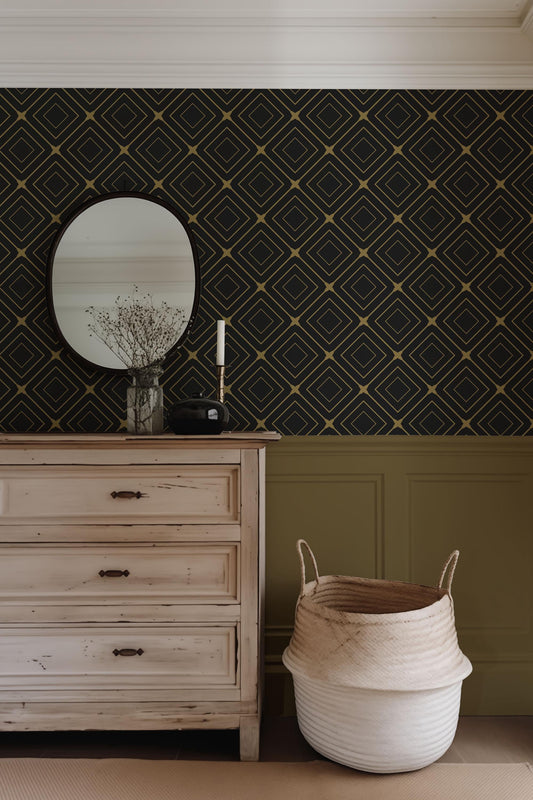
xmin=0 ymin=88 xmax=531 ymax=435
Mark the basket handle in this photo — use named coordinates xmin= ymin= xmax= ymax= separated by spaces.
xmin=296 ymin=539 xmax=320 ymax=594
xmin=438 ymin=550 xmax=460 ymax=593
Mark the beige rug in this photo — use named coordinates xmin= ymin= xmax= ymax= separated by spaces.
xmin=0 ymin=759 xmax=531 ymax=800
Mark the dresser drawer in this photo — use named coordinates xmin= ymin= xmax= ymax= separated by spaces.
xmin=0 ymin=625 xmax=237 ymax=690
xmin=0 ymin=466 xmax=239 ymax=524
xmin=0 ymin=544 xmax=239 ymax=606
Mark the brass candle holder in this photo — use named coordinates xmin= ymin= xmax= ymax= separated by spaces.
xmin=217 ymin=365 xmax=225 ymax=404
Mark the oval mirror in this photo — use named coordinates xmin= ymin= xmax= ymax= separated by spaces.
xmin=47 ymin=193 xmax=199 ymax=372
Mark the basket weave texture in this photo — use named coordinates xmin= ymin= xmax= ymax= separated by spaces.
xmin=283 ymin=541 xmax=472 ymax=692
xmin=290 ymin=674 xmax=463 ymax=772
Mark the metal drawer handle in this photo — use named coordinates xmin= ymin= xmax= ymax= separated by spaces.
xmin=99 ymin=569 xmax=130 ymax=578
xmin=110 ymin=490 xmax=143 ymax=499
xmin=113 ymin=648 xmax=144 ymax=657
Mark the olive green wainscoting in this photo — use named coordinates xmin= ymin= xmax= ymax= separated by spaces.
xmin=263 ymin=436 xmax=533 ymax=716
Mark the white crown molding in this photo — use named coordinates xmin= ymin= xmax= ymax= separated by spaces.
xmin=0 ymin=4 xmax=532 ymax=88
xmin=2 ymin=62 xmax=532 ymax=89
xmin=522 ymin=0 xmax=533 ymax=37
xmin=0 ymin=1 xmax=527 ymax=19
xmin=0 ymin=11 xmax=522 ymax=28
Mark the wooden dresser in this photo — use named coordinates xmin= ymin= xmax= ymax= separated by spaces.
xmin=0 ymin=432 xmax=279 ymax=760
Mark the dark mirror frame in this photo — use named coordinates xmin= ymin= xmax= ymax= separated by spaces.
xmin=46 ymin=192 xmax=201 ymax=374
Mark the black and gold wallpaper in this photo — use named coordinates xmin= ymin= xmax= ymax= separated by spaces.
xmin=0 ymin=88 xmax=531 ymax=434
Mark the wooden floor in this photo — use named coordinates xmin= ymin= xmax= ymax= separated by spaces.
xmin=0 ymin=717 xmax=531 ymax=763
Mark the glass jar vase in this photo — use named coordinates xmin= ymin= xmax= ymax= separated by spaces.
xmin=127 ymin=365 xmax=164 ymax=435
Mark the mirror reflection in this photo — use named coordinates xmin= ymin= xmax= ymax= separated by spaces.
xmin=50 ymin=195 xmax=197 ymax=371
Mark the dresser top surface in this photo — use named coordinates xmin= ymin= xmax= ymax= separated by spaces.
xmin=0 ymin=432 xmax=280 ymax=449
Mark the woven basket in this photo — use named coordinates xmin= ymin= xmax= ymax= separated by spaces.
xmin=290 ymin=672 xmax=463 ymax=773
xmin=284 ymin=540 xmax=472 ymax=691
xmin=282 ymin=540 xmax=472 ymax=772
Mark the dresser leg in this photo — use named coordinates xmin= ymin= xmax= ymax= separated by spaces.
xmin=239 ymin=715 xmax=260 ymax=761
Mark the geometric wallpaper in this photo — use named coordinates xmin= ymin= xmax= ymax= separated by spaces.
xmin=0 ymin=88 xmax=531 ymax=435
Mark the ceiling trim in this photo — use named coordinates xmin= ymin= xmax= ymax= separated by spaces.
xmin=1 ymin=62 xmax=532 ymax=90
xmin=0 ymin=12 xmax=522 ymax=28
xmin=0 ymin=9 xmax=532 ymax=88
xmin=522 ymin=1 xmax=533 ymax=37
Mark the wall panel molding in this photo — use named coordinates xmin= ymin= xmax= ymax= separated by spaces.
xmin=268 ymin=436 xmax=533 ymax=457
xmin=265 ymin=435 xmax=533 ymax=715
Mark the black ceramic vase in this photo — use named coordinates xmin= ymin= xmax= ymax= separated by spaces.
xmin=166 ymin=392 xmax=229 ymax=435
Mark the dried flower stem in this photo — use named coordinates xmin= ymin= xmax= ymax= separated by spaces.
xmin=86 ymin=288 xmax=186 ymax=371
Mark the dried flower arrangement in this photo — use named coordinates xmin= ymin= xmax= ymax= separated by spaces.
xmin=87 ymin=288 xmax=186 ymax=434
xmin=86 ymin=288 xmax=186 ymax=371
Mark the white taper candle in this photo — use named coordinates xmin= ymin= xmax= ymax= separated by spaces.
xmin=216 ymin=320 xmax=225 ymax=366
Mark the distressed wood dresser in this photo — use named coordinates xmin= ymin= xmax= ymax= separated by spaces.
xmin=0 ymin=432 xmax=279 ymax=760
